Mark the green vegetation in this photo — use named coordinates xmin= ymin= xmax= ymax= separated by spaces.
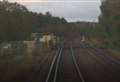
xmin=80 ymin=0 xmax=120 ymax=50
xmin=0 ymin=0 xmax=67 ymax=42
xmin=0 ymin=0 xmax=120 ymax=49
xmin=99 ymin=0 xmax=120 ymax=49
xmin=0 ymin=41 xmax=52 ymax=82
xmin=0 ymin=42 xmax=32 ymax=82
xmin=91 ymin=0 xmax=120 ymax=49
xmin=0 ymin=0 xmax=120 ymax=81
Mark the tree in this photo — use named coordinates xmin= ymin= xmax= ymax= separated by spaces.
xmin=99 ymin=0 xmax=120 ymax=49
xmin=0 ymin=1 xmax=68 ymax=42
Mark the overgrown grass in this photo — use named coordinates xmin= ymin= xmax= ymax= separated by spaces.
xmin=0 ymin=43 xmax=53 ymax=82
xmin=0 ymin=47 xmax=32 ymax=82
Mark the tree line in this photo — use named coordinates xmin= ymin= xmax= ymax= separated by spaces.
xmin=88 ymin=0 xmax=120 ymax=50
xmin=74 ymin=0 xmax=120 ymax=50
xmin=0 ymin=0 xmax=67 ymax=42
xmin=99 ymin=0 xmax=120 ymax=49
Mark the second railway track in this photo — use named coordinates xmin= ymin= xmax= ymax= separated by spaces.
xmin=45 ymin=45 xmax=85 ymax=82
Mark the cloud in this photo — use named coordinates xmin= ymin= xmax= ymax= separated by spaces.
xmin=6 ymin=0 xmax=101 ymax=22
xmin=7 ymin=0 xmax=47 ymax=3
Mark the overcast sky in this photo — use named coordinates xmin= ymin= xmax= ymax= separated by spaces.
xmin=5 ymin=0 xmax=101 ymax=22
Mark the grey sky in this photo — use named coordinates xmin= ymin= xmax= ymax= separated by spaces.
xmin=6 ymin=0 xmax=101 ymax=22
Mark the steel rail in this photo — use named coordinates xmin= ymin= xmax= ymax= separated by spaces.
xmin=53 ymin=47 xmax=63 ymax=82
xmin=87 ymin=48 xmax=120 ymax=72
xmin=86 ymin=43 xmax=120 ymax=65
xmin=70 ymin=45 xmax=85 ymax=82
xmin=46 ymin=45 xmax=85 ymax=82
xmin=86 ymin=49 xmax=120 ymax=76
xmin=92 ymin=47 xmax=120 ymax=65
xmin=45 ymin=47 xmax=61 ymax=82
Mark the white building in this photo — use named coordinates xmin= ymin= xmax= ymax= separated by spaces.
xmin=39 ymin=34 xmax=55 ymax=42
xmin=31 ymin=32 xmax=57 ymax=49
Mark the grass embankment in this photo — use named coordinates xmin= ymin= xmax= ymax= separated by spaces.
xmin=0 ymin=49 xmax=32 ymax=82
xmin=0 ymin=45 xmax=51 ymax=82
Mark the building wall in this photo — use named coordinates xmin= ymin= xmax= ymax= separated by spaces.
xmin=23 ymin=41 xmax=36 ymax=55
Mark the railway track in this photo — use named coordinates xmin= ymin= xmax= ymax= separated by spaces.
xmin=80 ymin=42 xmax=120 ymax=81
xmin=30 ymin=50 xmax=56 ymax=82
xmin=83 ymin=43 xmax=120 ymax=70
xmin=45 ymin=45 xmax=85 ymax=82
xmin=80 ymin=42 xmax=120 ymax=66
xmin=79 ymin=42 xmax=120 ymax=71
xmin=30 ymin=42 xmax=120 ymax=82
xmin=86 ymin=47 xmax=120 ymax=79
xmin=31 ymin=42 xmax=120 ymax=82
xmin=91 ymin=47 xmax=120 ymax=65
